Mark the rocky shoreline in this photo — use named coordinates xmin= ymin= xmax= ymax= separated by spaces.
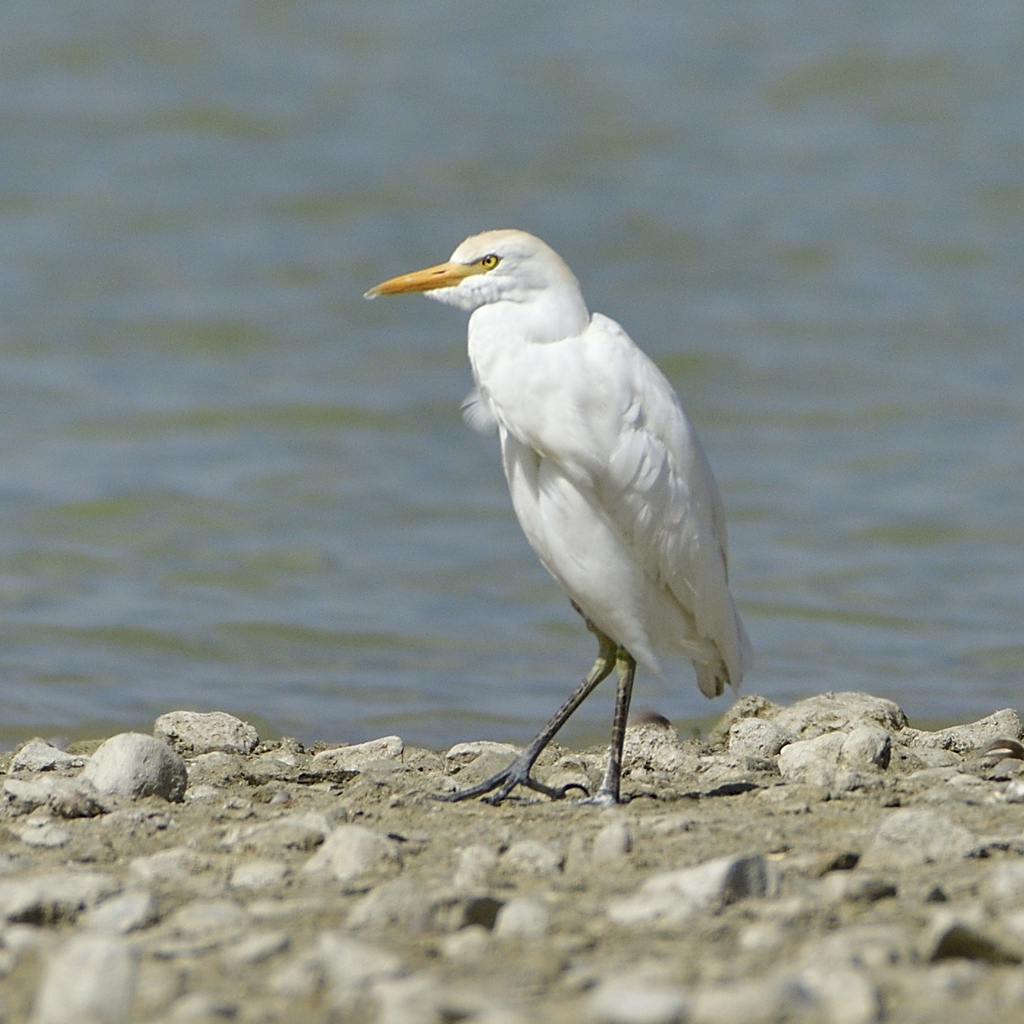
xmin=3 ymin=692 xmax=1024 ymax=1024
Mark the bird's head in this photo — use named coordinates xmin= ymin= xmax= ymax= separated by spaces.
xmin=365 ymin=229 xmax=586 ymax=318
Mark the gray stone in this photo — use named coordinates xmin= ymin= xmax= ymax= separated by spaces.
xmin=128 ymin=847 xmax=210 ymax=886
xmin=777 ymin=732 xmax=847 ymax=787
xmin=899 ymin=708 xmax=1022 ymax=755
xmin=0 ymin=871 xmax=120 ymax=925
xmin=302 ymin=824 xmax=402 ymax=883
xmin=83 ymin=889 xmax=158 ymax=934
xmin=728 ymin=718 xmax=794 ymax=758
xmin=347 ymin=878 xmax=431 ymax=931
xmin=622 ymin=722 xmax=693 ymax=772
xmin=502 ymin=839 xmax=564 ymax=875
xmin=164 ymin=898 xmax=248 ymax=945
xmin=229 ymin=859 xmax=291 ymax=889
xmin=587 ymin=972 xmax=690 ymax=1024
xmin=690 ymin=975 xmax=799 ymax=1024
xmin=310 ymin=735 xmax=404 ymax=771
xmin=154 ymin=710 xmax=259 ymax=756
xmin=453 ymin=844 xmax=499 ymax=891
xmin=79 ymin=733 xmax=187 ymax=802
xmin=221 ymin=930 xmax=290 ymax=967
xmin=922 ymin=908 xmax=1024 ymax=964
xmin=773 ymin=692 xmax=908 ymax=739
xmin=318 ymin=931 xmax=405 ymax=991
xmin=840 ymin=725 xmax=891 ymax=769
xmin=11 ymin=738 xmax=86 ymax=772
xmin=608 ymin=853 xmax=769 ymax=928
xmin=862 ymin=809 xmax=976 ymax=868
xmin=30 ymin=933 xmax=136 ymax=1024
xmin=493 ymin=897 xmax=549 ymax=940
xmin=593 ymin=820 xmax=633 ymax=863
xmin=221 ymin=811 xmax=331 ymax=853
xmin=15 ymin=815 xmax=71 ymax=848
xmin=798 ymin=965 xmax=880 ymax=1024
xmin=3 ymin=776 xmax=106 ymax=819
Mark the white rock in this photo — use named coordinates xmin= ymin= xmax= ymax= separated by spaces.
xmin=440 ymin=925 xmax=491 ymax=960
xmin=622 ymin=723 xmax=693 ymax=772
xmin=302 ymin=824 xmax=401 ymax=884
xmin=988 ymin=861 xmax=1024 ymax=902
xmin=861 ymin=808 xmax=976 ymax=868
xmin=840 ymin=726 xmax=891 ymax=769
xmin=593 ymin=820 xmax=633 ymax=863
xmin=777 ymin=732 xmax=847 ymax=787
xmin=347 ymin=878 xmax=429 ymax=931
xmin=493 ymin=897 xmax=549 ymax=940
xmin=799 ymin=965 xmax=881 ymax=1024
xmin=311 ymin=736 xmax=404 ymax=771
xmin=165 ymin=898 xmax=248 ymax=942
xmin=608 ymin=854 xmax=769 ymax=928
xmin=317 ymin=931 xmax=405 ymax=991
xmin=691 ymin=975 xmax=800 ymax=1024
xmin=445 ymin=741 xmax=519 ymax=766
xmin=79 ymin=733 xmax=187 ymax=802
xmin=502 ymin=839 xmax=564 ymax=875
xmin=453 ymin=844 xmax=499 ymax=891
xmin=222 ymin=811 xmax=331 ymax=853
xmin=154 ymin=710 xmax=259 ymax=756
xmin=222 ymin=930 xmax=290 ymax=967
xmin=229 ymin=859 xmax=291 ymax=889
xmin=728 ymin=718 xmax=794 ymax=758
xmin=0 ymin=872 xmax=120 ymax=925
xmin=16 ymin=816 xmax=71 ymax=848
xmin=4 ymin=776 xmax=106 ymax=819
xmin=82 ymin=889 xmax=157 ymax=934
xmin=899 ymin=708 xmax=1022 ymax=755
xmin=773 ymin=692 xmax=908 ymax=739
xmin=588 ymin=972 xmax=690 ymax=1024
xmin=30 ymin=933 xmax=136 ymax=1024
xmin=128 ymin=847 xmax=210 ymax=886
xmin=11 ymin=738 xmax=86 ymax=772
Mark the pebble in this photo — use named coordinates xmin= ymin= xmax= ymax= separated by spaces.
xmin=728 ymin=718 xmax=794 ymax=758
xmin=310 ymin=735 xmax=405 ymax=771
xmin=82 ymin=889 xmax=158 ymax=934
xmin=228 ymin=858 xmax=291 ymax=889
xmin=587 ymin=972 xmax=690 ymax=1024
xmin=79 ymin=733 xmax=188 ymax=802
xmin=502 ymin=839 xmax=564 ymax=875
xmin=493 ymin=896 xmax=549 ymax=939
xmin=154 ymin=710 xmax=260 ymax=756
xmin=608 ymin=853 xmax=769 ymax=927
xmin=861 ymin=808 xmax=977 ymax=868
xmin=301 ymin=824 xmax=402 ymax=883
xmin=0 ymin=871 xmax=121 ymax=925
xmin=592 ymin=820 xmax=633 ymax=863
xmin=453 ymin=844 xmax=499 ymax=890
xmin=30 ymin=933 xmax=136 ymax=1024
xmin=11 ymin=738 xmax=87 ymax=772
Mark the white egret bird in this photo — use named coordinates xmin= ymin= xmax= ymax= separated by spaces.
xmin=365 ymin=230 xmax=752 ymax=804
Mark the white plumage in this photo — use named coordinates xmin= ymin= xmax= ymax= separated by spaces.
xmin=366 ymin=229 xmax=752 ymax=804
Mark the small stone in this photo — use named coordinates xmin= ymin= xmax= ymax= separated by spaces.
xmin=79 ymin=733 xmax=187 ymax=802
xmin=728 ymin=719 xmax=794 ymax=758
xmin=4 ymin=777 xmax=106 ymax=819
xmin=608 ymin=853 xmax=769 ymax=928
xmin=30 ymin=933 xmax=136 ymax=1024
xmin=690 ymin=975 xmax=797 ymax=1024
xmin=11 ymin=738 xmax=86 ymax=772
xmin=303 ymin=825 xmax=402 ymax=884
xmin=16 ymin=815 xmax=71 ymax=848
xmin=317 ymin=931 xmax=404 ymax=992
xmin=502 ymin=840 xmax=563 ymax=875
xmin=493 ymin=897 xmax=549 ymax=940
xmin=440 ymin=925 xmax=490 ymax=960
xmin=154 ymin=710 xmax=259 ymax=756
xmin=622 ymin=722 xmax=693 ymax=772
xmin=164 ymin=899 xmax=248 ymax=943
xmin=222 ymin=811 xmax=331 ymax=853
xmin=587 ymin=972 xmax=690 ymax=1024
xmin=798 ymin=965 xmax=880 ymax=1024
xmin=229 ymin=859 xmax=291 ymax=889
xmin=222 ymin=930 xmax=290 ymax=966
xmin=899 ymin=709 xmax=1022 ymax=755
xmin=777 ymin=732 xmax=846 ymax=787
xmin=840 ymin=726 xmax=891 ymax=769
xmin=861 ymin=809 xmax=976 ymax=868
xmin=0 ymin=872 xmax=120 ymax=925
xmin=922 ymin=909 xmax=1024 ymax=964
xmin=310 ymin=736 xmax=404 ymax=771
xmin=593 ymin=820 xmax=633 ymax=863
xmin=128 ymin=847 xmax=210 ymax=886
xmin=83 ymin=889 xmax=158 ymax=934
xmin=453 ymin=844 xmax=499 ymax=891
xmin=773 ymin=692 xmax=908 ymax=739
xmin=347 ymin=878 xmax=431 ymax=931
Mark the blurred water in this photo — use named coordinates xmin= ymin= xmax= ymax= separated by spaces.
xmin=0 ymin=0 xmax=1022 ymax=750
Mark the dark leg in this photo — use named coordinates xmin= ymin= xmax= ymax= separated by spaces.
xmin=590 ymin=650 xmax=636 ymax=805
xmin=436 ymin=630 xmax=618 ymax=804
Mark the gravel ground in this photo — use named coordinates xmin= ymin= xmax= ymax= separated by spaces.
xmin=3 ymin=692 xmax=1024 ymax=1024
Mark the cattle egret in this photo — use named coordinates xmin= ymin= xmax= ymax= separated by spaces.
xmin=365 ymin=229 xmax=752 ymax=804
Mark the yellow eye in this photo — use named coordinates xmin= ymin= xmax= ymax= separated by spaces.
xmin=478 ymin=254 xmax=500 ymax=269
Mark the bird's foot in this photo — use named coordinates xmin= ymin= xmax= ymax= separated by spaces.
xmin=434 ymin=752 xmax=584 ymax=805
xmin=571 ymin=789 xmax=626 ymax=808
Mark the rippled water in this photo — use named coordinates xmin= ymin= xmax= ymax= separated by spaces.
xmin=1 ymin=1 xmax=1022 ymax=749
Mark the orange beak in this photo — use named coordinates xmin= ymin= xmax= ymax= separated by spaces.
xmin=364 ymin=260 xmax=477 ymax=299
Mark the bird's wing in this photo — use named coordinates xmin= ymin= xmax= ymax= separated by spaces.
xmin=497 ymin=313 xmax=745 ymax=682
